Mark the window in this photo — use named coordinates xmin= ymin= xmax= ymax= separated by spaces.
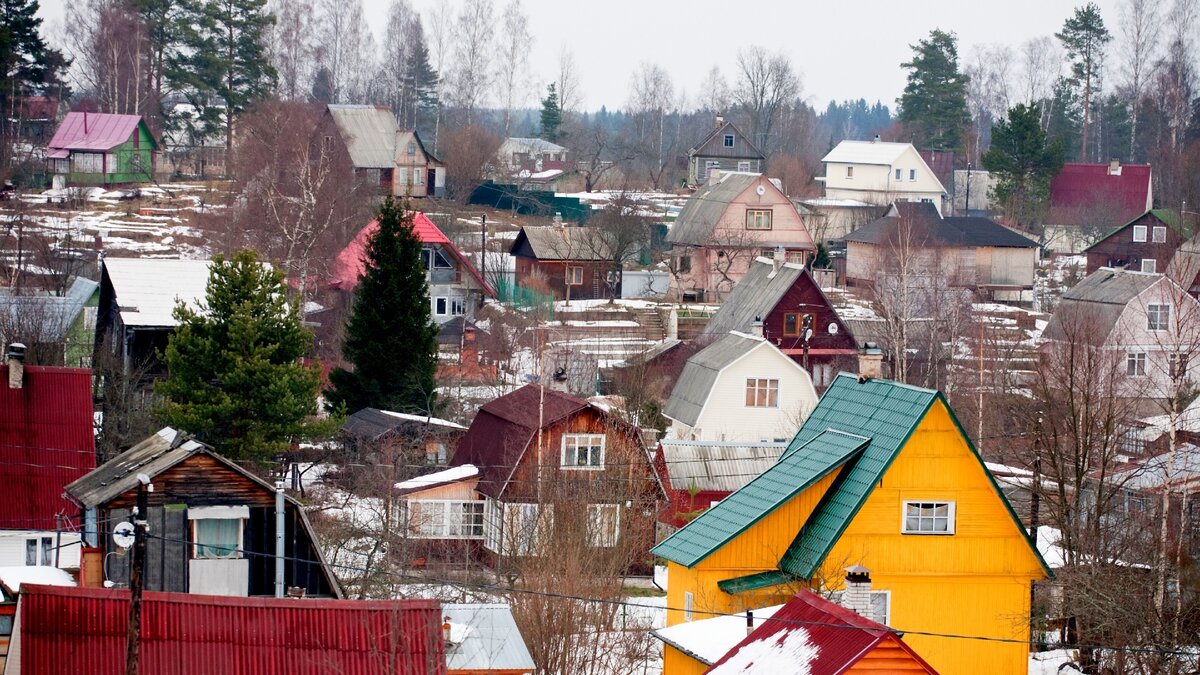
xmin=562 ymin=434 xmax=605 ymax=469
xmin=745 ymin=209 xmax=773 ymax=230
xmin=737 ymin=160 xmax=751 ymax=171
xmin=24 ymin=536 xmax=52 ymax=566
xmin=745 ymin=378 xmax=780 ymax=408
xmin=193 ymin=519 xmax=242 ymax=559
xmin=566 ymin=266 xmax=584 ymax=285
xmin=846 ymin=165 xmax=854 ymax=178
xmin=784 ymin=312 xmax=799 ymax=336
xmin=1148 ymin=303 xmax=1170 ymax=331
xmin=406 ymin=500 xmax=485 ymax=539
xmin=1153 ymin=226 xmax=1167 ymax=243
xmin=421 ymin=248 xmax=453 ymax=270
xmin=72 ymin=152 xmax=104 ymax=174
xmin=1169 ymin=352 xmax=1190 ymax=379
xmin=451 ymin=297 xmax=465 ymax=315
xmin=398 ymin=167 xmax=409 ymax=186
xmin=1133 ymin=225 xmax=1148 ymax=242
xmin=434 ymin=297 xmax=448 ymax=315
xmin=895 ymin=168 xmax=902 ymax=180
xmin=503 ymin=502 xmax=553 ymax=555
xmin=909 ymin=169 xmax=917 ymax=180
xmin=1142 ymin=259 xmax=1157 ymax=273
xmin=1127 ymin=351 xmax=1147 ymax=376
xmin=684 ymin=591 xmax=694 ymax=621
xmin=133 ymin=133 xmax=140 ymax=149
xmin=902 ymin=501 xmax=955 ymax=534
xmin=587 ymin=504 xmax=620 ymax=547
xmin=700 ymin=160 xmax=719 ymax=181
xmin=723 ymin=134 xmax=734 ymax=148
xmin=676 ymin=253 xmax=691 ymax=273
xmin=414 ymin=169 xmax=424 ymax=185
xmin=786 ymin=251 xmax=806 ymax=264
xmin=407 ymin=141 xmax=417 ymax=155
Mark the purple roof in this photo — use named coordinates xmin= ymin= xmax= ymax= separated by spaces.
xmin=47 ymin=112 xmax=148 ymax=152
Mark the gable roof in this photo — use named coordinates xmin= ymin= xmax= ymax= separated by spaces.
xmin=343 ymin=407 xmax=466 ymax=442
xmin=0 ymin=276 xmax=98 ymax=342
xmin=326 ymin=104 xmax=400 ymax=169
xmin=13 ymin=584 xmax=443 ymax=675
xmin=443 ymin=603 xmax=536 ymax=672
xmin=1041 ymin=267 xmax=1165 ymax=343
xmin=653 ymin=375 xmax=1050 ymax=578
xmin=653 ymin=604 xmax=785 ymax=666
xmin=821 ymin=140 xmax=912 ymax=166
xmin=47 ymin=112 xmax=150 ymax=154
xmin=510 ymin=225 xmax=612 ymax=261
xmin=688 ymin=121 xmax=765 ymax=161
xmin=847 ymin=202 xmax=1039 ymax=248
xmin=701 ymin=258 xmax=848 ymax=338
xmin=668 ymin=174 xmax=807 ymax=247
xmin=663 ymin=332 xmax=798 ymax=427
xmin=1084 ymin=209 xmax=1185 ymax=253
xmin=102 ymin=257 xmax=213 ymax=328
xmin=0 ymin=365 xmax=96 ymax=530
xmin=706 ymin=591 xmax=938 ymax=674
xmin=1050 ymin=162 xmax=1152 ymax=213
xmin=329 ymin=213 xmax=493 ymax=295
xmin=500 ymin=137 xmax=567 ymax=156
xmin=659 ymin=440 xmax=786 ymax=493
xmin=395 ymin=128 xmax=442 ymax=165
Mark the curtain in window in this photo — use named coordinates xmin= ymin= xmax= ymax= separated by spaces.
xmin=195 ymin=519 xmax=240 ymax=558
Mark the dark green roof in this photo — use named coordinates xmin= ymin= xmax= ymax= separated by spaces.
xmin=717 ymin=569 xmax=797 ymax=594
xmin=651 ymin=428 xmax=869 ymax=566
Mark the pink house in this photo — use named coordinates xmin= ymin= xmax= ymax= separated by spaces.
xmin=665 ymin=173 xmax=815 ymax=302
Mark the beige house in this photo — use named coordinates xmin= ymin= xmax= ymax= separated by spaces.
xmin=666 ymin=172 xmax=815 ymax=302
xmin=819 ymin=140 xmax=947 ymax=213
xmin=845 ymin=202 xmax=1040 ymax=303
xmin=324 ymin=105 xmax=445 ymax=198
xmin=663 ymin=331 xmax=818 ymax=442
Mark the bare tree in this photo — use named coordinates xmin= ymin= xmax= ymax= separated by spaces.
xmin=64 ymin=0 xmax=153 ymax=117
xmin=496 ymin=0 xmax=532 ymax=136
xmin=425 ymin=1 xmax=456 ymax=154
xmin=964 ymin=44 xmax=1014 ymax=164
xmin=441 ymin=125 xmax=503 ymax=200
xmin=1019 ymin=37 xmax=1061 ymax=113
xmin=1118 ymin=0 xmax=1164 ymax=159
xmin=699 ymin=65 xmax=731 ymax=114
xmin=575 ymin=123 xmax=635 ymax=193
xmin=313 ymin=0 xmax=376 ymax=103
xmin=450 ymin=0 xmax=495 ymax=125
xmin=379 ymin=0 xmax=417 ymax=113
xmin=627 ymin=62 xmax=676 ymax=189
xmin=555 ymin=47 xmax=580 ymax=116
xmin=266 ymin=0 xmax=317 ymax=101
xmin=733 ymin=46 xmax=801 ymax=156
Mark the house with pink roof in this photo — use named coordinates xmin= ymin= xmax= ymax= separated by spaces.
xmin=1044 ymin=160 xmax=1154 ymax=253
xmin=45 ymin=112 xmax=157 ymax=187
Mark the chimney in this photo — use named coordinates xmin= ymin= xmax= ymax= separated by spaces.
xmin=773 ymin=246 xmax=786 ymax=272
xmin=442 ymin=617 xmax=453 ymax=643
xmin=841 ymin=565 xmax=873 ymax=618
xmin=7 ymin=342 xmax=26 ymax=389
xmin=461 ymin=324 xmax=478 ymax=365
xmin=745 ymin=610 xmax=754 ymax=636
xmin=872 ymin=134 xmax=880 ymax=143
xmin=666 ymin=307 xmax=679 ymax=340
xmin=1108 ymin=158 xmax=1121 ymax=176
xmin=858 ymin=343 xmax=883 ymax=379
xmin=751 ymin=316 xmax=764 ymax=338
xmin=715 ymin=114 xmax=724 ymax=128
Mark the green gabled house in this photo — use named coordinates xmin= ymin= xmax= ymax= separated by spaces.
xmin=46 ymin=112 xmax=157 ymax=187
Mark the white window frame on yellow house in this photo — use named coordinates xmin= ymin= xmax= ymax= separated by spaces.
xmin=901 ymin=500 xmax=956 ymax=535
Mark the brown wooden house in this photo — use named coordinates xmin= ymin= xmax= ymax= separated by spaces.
xmin=701 ymin=257 xmax=859 ymax=390
xmin=1084 ymin=209 xmax=1187 ymax=275
xmin=510 ymin=226 xmax=617 ymax=301
xmin=65 ymin=428 xmax=342 ymax=598
xmin=686 ymin=119 xmax=765 ymax=186
xmin=448 ymin=385 xmax=662 ymax=571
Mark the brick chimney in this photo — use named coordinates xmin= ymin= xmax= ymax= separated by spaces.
xmin=7 ymin=342 xmax=26 ymax=389
xmin=750 ymin=317 xmax=764 ymax=338
xmin=841 ymin=565 xmax=872 ymax=618
xmin=858 ymin=343 xmax=883 ymax=379
xmin=1108 ymin=158 xmax=1122 ymax=176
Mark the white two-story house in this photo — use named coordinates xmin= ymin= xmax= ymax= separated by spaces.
xmin=818 ymin=140 xmax=948 ymax=216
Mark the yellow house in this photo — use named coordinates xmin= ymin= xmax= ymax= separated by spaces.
xmin=651 ymin=374 xmax=1050 ymax=675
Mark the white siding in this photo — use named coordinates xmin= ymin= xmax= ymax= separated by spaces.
xmin=691 ymin=344 xmax=818 ymax=442
xmin=0 ymin=530 xmax=81 ymax=569
xmin=823 ymin=147 xmax=946 ymax=210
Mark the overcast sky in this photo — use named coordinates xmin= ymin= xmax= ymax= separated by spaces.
xmin=38 ymin=0 xmax=1124 ymax=112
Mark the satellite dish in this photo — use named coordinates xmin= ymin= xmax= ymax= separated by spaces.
xmin=755 ymin=185 xmax=766 ymax=196
xmin=113 ymin=521 xmax=136 ymax=549
xmin=828 ymin=323 xmax=839 ymax=335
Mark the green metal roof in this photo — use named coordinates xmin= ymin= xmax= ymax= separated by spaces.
xmin=717 ymin=569 xmax=797 ymax=594
xmin=651 ymin=428 xmax=869 ymax=567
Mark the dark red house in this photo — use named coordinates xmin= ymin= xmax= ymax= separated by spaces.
xmin=8 ymin=584 xmax=445 ymax=675
xmin=700 ymin=258 xmax=859 ymax=390
xmin=1084 ymin=209 xmax=1186 ymax=275
xmin=510 ymin=226 xmax=617 ymax=301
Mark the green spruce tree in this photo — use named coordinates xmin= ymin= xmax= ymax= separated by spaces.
xmin=982 ymin=104 xmax=1065 ymax=226
xmin=897 ymin=29 xmax=970 ymax=151
xmin=540 ymin=83 xmax=563 ymax=143
xmin=0 ymin=0 xmax=69 ymax=163
xmin=400 ymin=19 xmax=439 ymax=130
xmin=156 ymin=250 xmax=325 ymax=462
xmin=1056 ymin=3 xmax=1111 ymax=161
xmin=327 ymin=198 xmax=439 ymax=415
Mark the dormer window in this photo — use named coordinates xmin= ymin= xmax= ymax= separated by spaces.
xmin=723 ymin=134 xmax=734 ymax=148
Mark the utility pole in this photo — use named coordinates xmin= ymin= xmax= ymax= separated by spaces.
xmin=125 ymin=474 xmax=152 ymax=675
xmin=480 ymin=214 xmax=487 ymax=295
xmin=964 ymin=162 xmax=972 ymax=216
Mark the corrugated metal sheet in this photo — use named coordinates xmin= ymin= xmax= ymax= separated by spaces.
xmin=15 ymin=584 xmax=445 ymax=675
xmin=510 ymin=226 xmax=611 ymax=261
xmin=443 ymin=604 xmax=535 ymax=672
xmin=1041 ymin=267 xmax=1163 ymax=343
xmin=846 ymin=203 xmax=1039 ymax=248
xmin=102 ymin=258 xmax=213 ymax=328
xmin=327 ymin=105 xmax=399 ymax=169
xmin=64 ymin=428 xmax=197 ymax=509
xmin=821 ymin=140 xmax=910 ymax=165
xmin=0 ymin=366 xmax=95 ymax=530
xmin=658 ymin=441 xmax=785 ymax=493
xmin=700 ymin=259 xmax=804 ymax=337
xmin=663 ymin=333 xmax=766 ymax=427
xmin=46 ymin=112 xmax=145 ymax=153
xmin=1050 ymin=162 xmax=1152 ymax=213
xmin=651 ymin=428 xmax=868 ymax=566
xmin=0 ymin=278 xmax=98 ymax=342
xmin=666 ymin=173 xmax=759 ymax=246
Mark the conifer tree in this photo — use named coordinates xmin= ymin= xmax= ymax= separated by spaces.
xmin=327 ymin=198 xmax=439 ymax=415
xmin=897 ymin=29 xmax=970 ymax=151
xmin=156 ymin=250 xmax=325 ymax=462
xmin=982 ymin=104 xmax=1065 ymax=226
xmin=0 ymin=0 xmax=69 ymax=161
xmin=540 ymin=83 xmax=562 ymax=143
xmin=1056 ymin=3 xmax=1111 ymax=160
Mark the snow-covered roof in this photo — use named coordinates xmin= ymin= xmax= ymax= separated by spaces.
xmin=442 ymin=604 xmax=536 ymax=672
xmin=652 ymin=605 xmax=783 ymax=665
xmin=394 ymin=464 xmax=479 ymax=492
xmin=821 ymin=140 xmax=913 ymax=165
xmin=102 ymin=258 xmax=213 ymax=327
xmin=380 ymin=410 xmax=467 ymax=430
xmin=800 ymin=197 xmax=879 ymax=208
xmin=0 ymin=565 xmax=76 ymax=597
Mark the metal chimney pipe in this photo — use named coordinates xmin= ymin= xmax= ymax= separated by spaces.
xmin=275 ymin=481 xmax=285 ymax=598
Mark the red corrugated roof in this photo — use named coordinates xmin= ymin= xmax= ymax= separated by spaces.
xmin=1048 ymin=162 xmax=1152 ymax=226
xmin=706 ymin=591 xmax=938 ymax=674
xmin=0 ymin=366 xmax=95 ymax=530
xmin=328 ymin=213 xmax=494 ymax=296
xmin=15 ymin=584 xmax=447 ymax=675
xmin=47 ymin=112 xmax=146 ymax=153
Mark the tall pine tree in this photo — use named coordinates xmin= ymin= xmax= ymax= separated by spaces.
xmin=982 ymin=104 xmax=1065 ymax=226
xmin=327 ymin=198 xmax=439 ymax=415
xmin=1056 ymin=3 xmax=1111 ymax=161
xmin=897 ymin=29 xmax=970 ymax=152
xmin=0 ymin=0 xmax=69 ymax=166
xmin=156 ymin=250 xmax=326 ymax=462
xmin=540 ymin=83 xmax=562 ymax=143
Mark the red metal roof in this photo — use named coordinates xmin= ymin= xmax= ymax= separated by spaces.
xmin=329 ymin=213 xmax=494 ymax=296
xmin=706 ymin=591 xmax=938 ymax=674
xmin=0 ymin=366 xmax=95 ymax=530
xmin=47 ymin=112 xmax=146 ymax=153
xmin=15 ymin=584 xmax=447 ymax=675
xmin=1048 ymin=162 xmax=1153 ymax=226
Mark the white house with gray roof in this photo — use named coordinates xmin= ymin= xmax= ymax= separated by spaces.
xmin=819 ymin=140 xmax=947 ymax=213
xmin=663 ymin=331 xmax=817 ymax=442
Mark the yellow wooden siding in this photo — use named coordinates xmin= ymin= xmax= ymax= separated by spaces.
xmin=849 ymin=637 xmax=933 ymax=672
xmin=662 ymin=644 xmax=711 ymax=675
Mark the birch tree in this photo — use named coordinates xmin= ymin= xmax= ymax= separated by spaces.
xmin=1117 ymin=0 xmax=1163 ymax=159
xmin=426 ymin=1 xmax=454 ymax=152
xmin=64 ymin=0 xmax=152 ymax=117
xmin=496 ymin=0 xmax=532 ymax=136
xmin=556 ymin=47 xmax=580 ymax=115
xmin=265 ymin=0 xmax=316 ymax=101
xmin=314 ymin=0 xmax=376 ymax=103
xmin=450 ymin=0 xmax=494 ymax=125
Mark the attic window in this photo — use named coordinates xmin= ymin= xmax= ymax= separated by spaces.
xmin=902 ymin=500 xmax=955 ymax=534
xmin=909 ymin=169 xmax=917 ymax=181
xmin=1133 ymin=225 xmax=1147 ymax=242
xmin=408 ymin=141 xmax=417 ymax=155
xmin=422 ymin=248 xmax=453 ymax=270
xmin=1153 ymin=226 xmax=1167 ymax=243
xmin=562 ymin=434 xmax=605 ymax=469
xmin=723 ymin=134 xmax=734 ymax=148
